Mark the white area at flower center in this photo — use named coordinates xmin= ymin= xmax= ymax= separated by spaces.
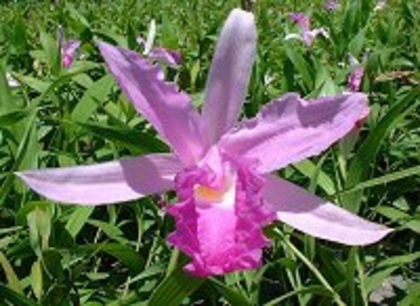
xmin=193 ymin=146 xmax=237 ymax=209
xmin=193 ymin=174 xmax=236 ymax=208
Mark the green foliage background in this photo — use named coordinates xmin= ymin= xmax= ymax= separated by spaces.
xmin=0 ymin=0 xmax=419 ymax=305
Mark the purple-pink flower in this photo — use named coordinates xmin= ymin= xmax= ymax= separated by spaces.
xmin=347 ymin=54 xmax=366 ymax=92
xmin=18 ymin=9 xmax=391 ymax=277
xmin=348 ymin=66 xmax=365 ymax=92
xmin=287 ymin=12 xmax=329 ymax=47
xmin=136 ymin=20 xmax=181 ymax=67
xmin=61 ymin=40 xmax=81 ymax=68
xmin=324 ymin=0 xmax=339 ymax=11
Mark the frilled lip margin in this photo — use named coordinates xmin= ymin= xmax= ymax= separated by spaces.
xmin=167 ymin=159 xmax=275 ymax=277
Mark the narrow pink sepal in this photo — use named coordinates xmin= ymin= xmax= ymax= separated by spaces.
xmin=289 ymin=13 xmax=328 ymax=47
xmin=167 ymin=160 xmax=274 ymax=277
xmin=289 ymin=13 xmax=310 ymax=31
xmin=302 ymin=28 xmax=328 ymax=47
xmin=202 ymin=8 xmax=257 ymax=145
xmin=324 ymin=0 xmax=339 ymax=11
xmin=263 ymin=175 xmax=393 ymax=245
xmin=61 ymin=40 xmax=81 ymax=68
xmin=149 ymin=47 xmax=182 ymax=67
xmin=16 ymin=154 xmax=182 ymax=205
xmin=137 ymin=35 xmax=182 ymax=67
xmin=347 ymin=66 xmax=365 ymax=91
xmin=221 ymin=93 xmax=369 ymax=173
xmin=97 ymin=42 xmax=204 ymax=166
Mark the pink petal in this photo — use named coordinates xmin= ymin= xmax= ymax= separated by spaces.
xmin=263 ymin=175 xmax=392 ymax=245
xmin=347 ymin=66 xmax=365 ymax=92
xmin=61 ymin=40 xmax=81 ymax=68
xmin=16 ymin=154 xmax=182 ymax=205
xmin=221 ymin=93 xmax=369 ymax=173
xmin=97 ymin=42 xmax=204 ymax=166
xmin=202 ymin=8 xmax=256 ymax=145
xmin=324 ymin=0 xmax=339 ymax=11
xmin=302 ymin=28 xmax=329 ymax=47
xmin=149 ymin=47 xmax=182 ymax=67
xmin=289 ymin=13 xmax=310 ymax=31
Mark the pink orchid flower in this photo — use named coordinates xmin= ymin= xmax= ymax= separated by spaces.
xmin=348 ymin=66 xmax=365 ymax=92
xmin=287 ymin=12 xmax=329 ymax=47
xmin=136 ymin=19 xmax=181 ymax=67
xmin=324 ymin=0 xmax=339 ymax=11
xmin=347 ymin=54 xmax=366 ymax=92
xmin=17 ymin=9 xmax=391 ymax=277
xmin=61 ymin=39 xmax=81 ymax=68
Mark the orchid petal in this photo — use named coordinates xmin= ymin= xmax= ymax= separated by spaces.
xmin=285 ymin=33 xmax=304 ymax=42
xmin=301 ymin=28 xmax=328 ymax=47
xmin=347 ymin=66 xmax=365 ymax=92
xmin=62 ymin=40 xmax=81 ymax=57
xmin=98 ymin=42 xmax=203 ymax=166
xmin=202 ymin=8 xmax=256 ymax=144
xmin=149 ymin=47 xmax=182 ymax=67
xmin=324 ymin=0 xmax=339 ymax=11
xmin=61 ymin=40 xmax=81 ymax=68
xmin=16 ymin=154 xmax=182 ymax=205
xmin=289 ymin=13 xmax=310 ymax=31
xmin=263 ymin=176 xmax=392 ymax=245
xmin=144 ymin=19 xmax=156 ymax=55
xmin=221 ymin=93 xmax=369 ymax=173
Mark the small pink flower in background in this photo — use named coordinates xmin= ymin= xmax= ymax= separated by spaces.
xmin=61 ymin=40 xmax=81 ymax=68
xmin=324 ymin=0 xmax=339 ymax=11
xmin=137 ymin=19 xmax=181 ymax=67
xmin=289 ymin=13 xmax=310 ymax=30
xmin=348 ymin=66 xmax=365 ymax=92
xmin=347 ymin=53 xmax=367 ymax=92
xmin=18 ymin=9 xmax=391 ymax=277
xmin=287 ymin=12 xmax=329 ymax=47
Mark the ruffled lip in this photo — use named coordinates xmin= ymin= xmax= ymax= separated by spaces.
xmin=167 ymin=154 xmax=275 ymax=277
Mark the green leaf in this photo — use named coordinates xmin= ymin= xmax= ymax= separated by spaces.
xmin=348 ymin=28 xmax=367 ymax=56
xmin=0 ymin=108 xmax=35 ymax=128
xmin=365 ymin=266 xmax=399 ymax=293
xmin=293 ymin=159 xmax=336 ymax=195
xmin=148 ymin=267 xmax=205 ymax=306
xmin=284 ymin=44 xmax=313 ymax=90
xmin=7 ymin=15 xmax=29 ymax=56
xmin=42 ymin=250 xmax=65 ymax=282
xmin=0 ymin=251 xmax=23 ymax=294
xmin=27 ymin=206 xmax=52 ymax=257
xmin=13 ymin=74 xmax=50 ymax=93
xmin=337 ymin=165 xmax=420 ymax=195
xmin=72 ymin=121 xmax=168 ymax=154
xmin=400 ymin=283 xmax=420 ymax=306
xmin=210 ymin=279 xmax=252 ymax=306
xmin=264 ymin=285 xmax=330 ymax=306
xmin=31 ymin=259 xmax=43 ymax=301
xmin=39 ymin=29 xmax=60 ymax=75
xmin=1 ymin=115 xmax=37 ymax=206
xmin=0 ymin=66 xmax=14 ymax=112
xmin=343 ymin=88 xmax=420 ymax=212
xmin=78 ymin=243 xmax=144 ymax=275
xmin=0 ymin=283 xmax=39 ymax=306
xmin=65 ymin=206 xmax=95 ymax=238
xmin=71 ymin=74 xmax=115 ymax=123
xmin=87 ymin=219 xmax=124 ymax=240
xmin=375 ymin=252 xmax=420 ymax=270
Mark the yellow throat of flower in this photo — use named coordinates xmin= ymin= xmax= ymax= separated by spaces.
xmin=193 ymin=177 xmax=236 ymax=207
